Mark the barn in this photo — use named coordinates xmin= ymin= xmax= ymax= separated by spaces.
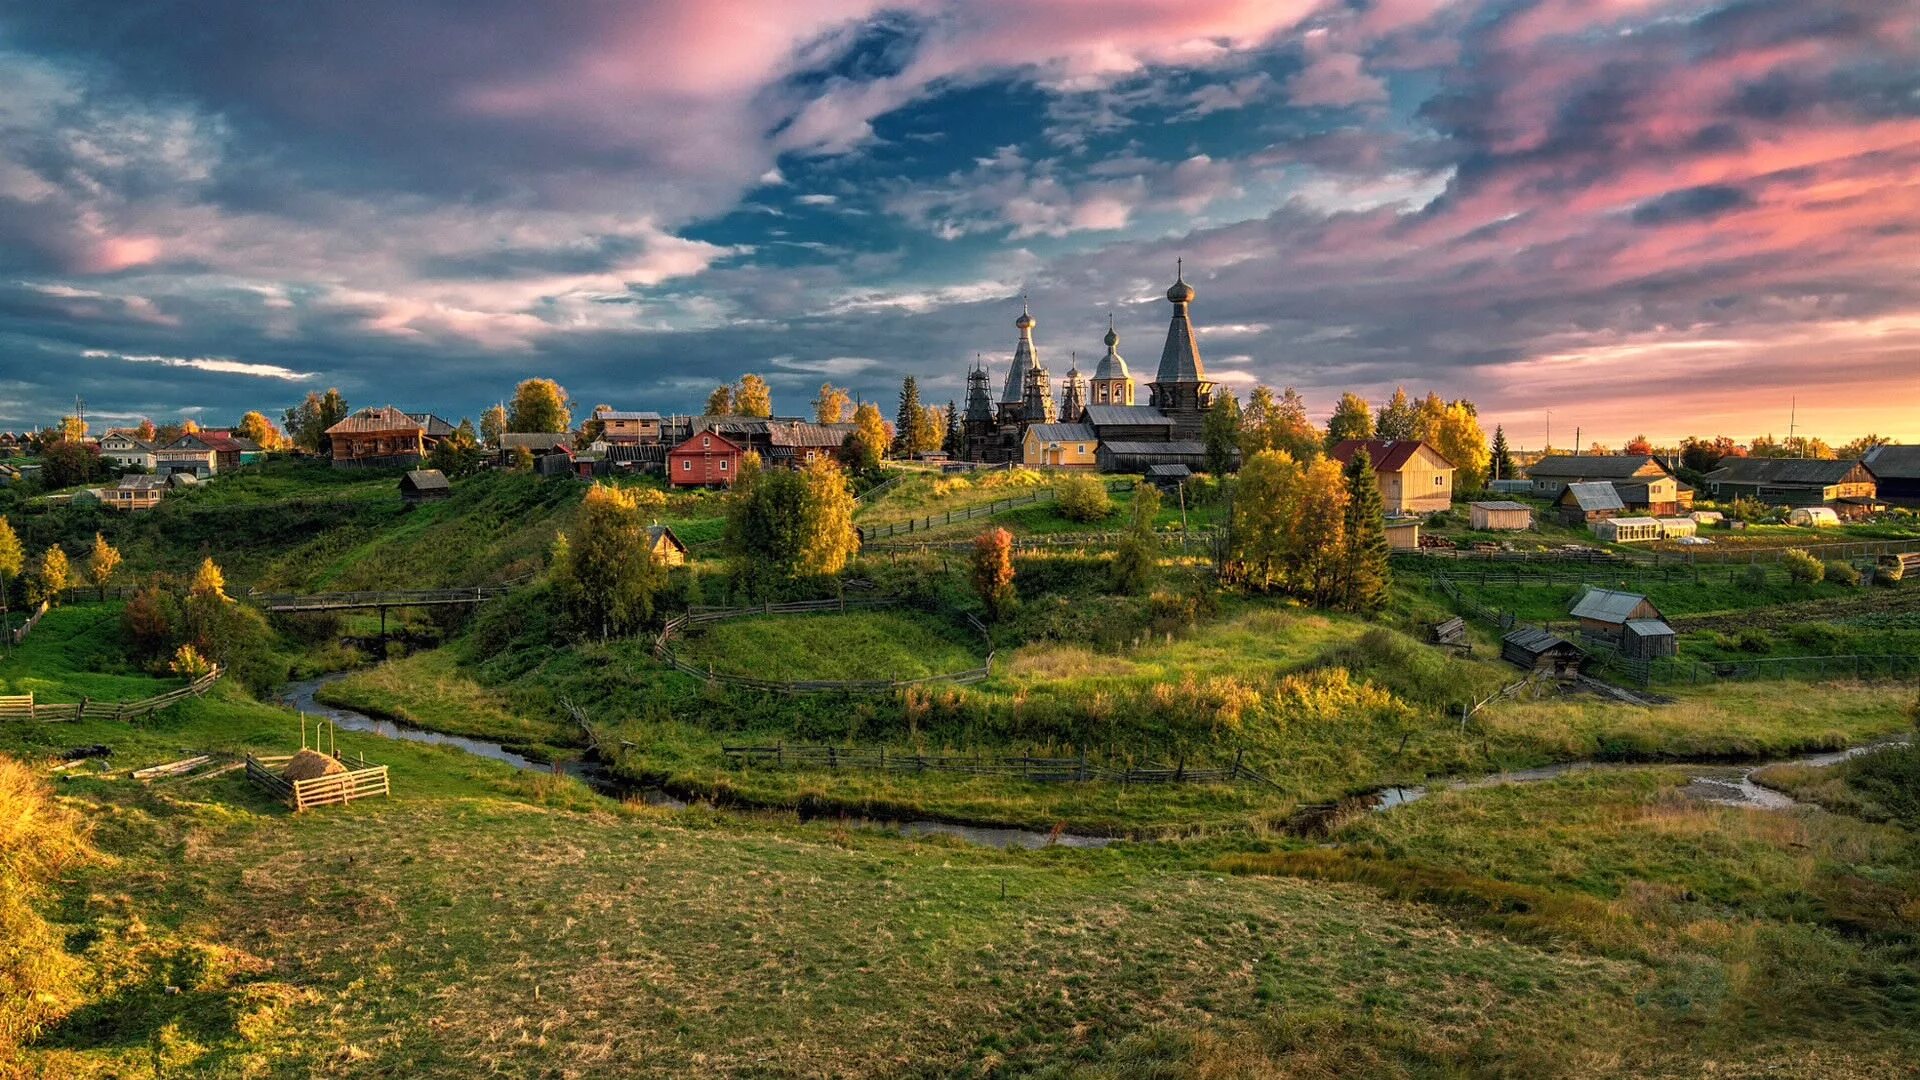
xmin=1595 ymin=516 xmax=1663 ymax=543
xmin=1469 ymin=501 xmax=1532 ymax=531
xmin=1862 ymin=444 xmax=1920 ymax=507
xmin=1501 ymin=627 xmax=1583 ymax=675
xmin=1570 ymin=588 xmax=1677 ymax=659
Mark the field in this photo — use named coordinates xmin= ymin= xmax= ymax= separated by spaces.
xmin=5 ymin=463 xmax=1919 ymax=1077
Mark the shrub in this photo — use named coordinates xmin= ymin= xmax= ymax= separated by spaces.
xmin=1824 ymin=560 xmax=1861 ymax=587
xmin=1055 ymin=473 xmax=1112 ymax=522
xmin=1787 ymin=622 xmax=1846 ymax=653
xmin=1734 ymin=629 xmax=1772 ymax=654
xmin=1875 ymin=557 xmax=1905 ymax=585
xmin=1781 ymin=548 xmax=1824 ymax=584
xmin=1740 ymin=563 xmax=1769 ymax=590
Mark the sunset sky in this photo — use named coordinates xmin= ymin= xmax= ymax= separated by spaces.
xmin=2 ymin=0 xmax=1916 ymax=447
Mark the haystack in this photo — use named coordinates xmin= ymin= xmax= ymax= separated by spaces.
xmin=281 ymin=748 xmax=347 ymax=781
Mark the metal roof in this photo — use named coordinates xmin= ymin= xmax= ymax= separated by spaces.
xmin=1526 ymin=454 xmax=1663 ymax=480
xmin=765 ymin=421 xmax=854 ymax=447
xmin=1625 ymin=618 xmax=1675 ymax=637
xmin=326 ymin=406 xmax=425 ymax=434
xmin=1470 ymin=500 xmax=1531 ymax=511
xmin=1098 ymin=439 xmax=1207 ymax=456
xmin=1569 ymin=587 xmax=1654 ymax=623
xmin=499 ymin=432 xmax=572 ymax=451
xmin=1092 ymin=322 xmax=1129 ymax=382
xmin=1084 ymin=405 xmax=1173 ymax=427
xmin=1329 ymin=439 xmax=1451 ymax=472
xmin=1863 ymin=444 xmax=1920 ymax=480
xmin=595 ymin=409 xmax=662 ymax=421
xmin=1563 ymin=482 xmax=1625 ymax=511
xmin=1025 ymin=423 xmax=1096 ymax=443
xmin=402 ymin=469 xmax=450 ymax=490
xmin=1705 ymin=457 xmax=1864 ymax=486
xmin=1145 ymin=463 xmax=1192 ymax=477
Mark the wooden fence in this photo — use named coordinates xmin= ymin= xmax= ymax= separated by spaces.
xmin=250 ymin=584 xmax=514 ymax=612
xmin=864 ymin=525 xmax=1222 ymax=556
xmin=1583 ymin=641 xmax=1920 ymax=688
xmin=722 ymin=743 xmax=1283 ymax=791
xmin=245 ymin=752 xmax=391 ymax=811
xmin=0 ymin=667 xmax=222 ymax=723
xmin=9 ymin=600 xmax=49 ymax=645
xmin=653 ymin=597 xmax=993 ymax=694
xmin=855 ymin=479 xmax=1137 ymax=542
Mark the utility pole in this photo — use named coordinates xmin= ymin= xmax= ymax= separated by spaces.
xmin=1544 ymin=410 xmax=1553 ymax=454
xmin=1788 ymin=397 xmax=1797 ymax=456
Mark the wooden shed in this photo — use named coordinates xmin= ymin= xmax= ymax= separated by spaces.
xmin=1384 ymin=520 xmax=1421 ymax=551
xmin=1501 ymin=627 xmax=1583 ymax=675
xmin=1570 ymin=588 xmax=1676 ymax=658
xmin=1558 ymin=482 xmax=1625 ymax=525
xmin=1469 ymin=500 xmax=1532 ymax=531
xmin=646 ymin=525 xmax=688 ymax=568
xmin=399 ymin=468 xmax=451 ymax=503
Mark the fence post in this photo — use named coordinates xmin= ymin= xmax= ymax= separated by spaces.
xmin=75 ymin=696 xmax=88 ymax=722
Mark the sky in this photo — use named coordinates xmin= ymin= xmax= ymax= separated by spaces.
xmin=1 ymin=0 xmax=1916 ymax=448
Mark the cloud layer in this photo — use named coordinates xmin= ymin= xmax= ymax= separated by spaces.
xmin=0 ymin=0 xmax=1915 ymax=444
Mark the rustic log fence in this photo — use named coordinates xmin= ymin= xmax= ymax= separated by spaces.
xmin=245 ymin=751 xmax=391 ymax=811
xmin=9 ymin=600 xmax=49 ymax=645
xmin=653 ymin=596 xmax=994 ymax=694
xmin=722 ymin=742 xmax=1283 ymax=791
xmin=0 ymin=666 xmax=222 ymax=723
xmin=855 ymin=479 xmax=1137 ymax=542
xmin=250 ymin=584 xmax=515 ymax=612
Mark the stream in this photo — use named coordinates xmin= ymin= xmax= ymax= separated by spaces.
xmin=280 ymin=674 xmax=1906 ymax=848
xmin=277 ymin=673 xmax=1110 ymax=849
xmin=1363 ymin=735 xmax=1913 ymax=813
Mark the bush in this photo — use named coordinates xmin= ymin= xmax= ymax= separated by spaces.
xmin=1781 ymin=548 xmax=1824 ymax=584
xmin=1787 ymin=622 xmax=1846 ymax=653
xmin=1740 ymin=563 xmax=1769 ymax=590
xmin=1055 ymin=473 xmax=1112 ymax=522
xmin=1876 ymin=557 xmax=1905 ymax=585
xmin=1824 ymin=560 xmax=1861 ymax=587
xmin=1734 ymin=629 xmax=1772 ymax=654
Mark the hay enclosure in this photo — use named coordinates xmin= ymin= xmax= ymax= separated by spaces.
xmin=246 ymin=749 xmax=390 ymax=811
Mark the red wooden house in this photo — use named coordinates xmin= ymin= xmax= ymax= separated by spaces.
xmin=668 ymin=430 xmax=743 ymax=487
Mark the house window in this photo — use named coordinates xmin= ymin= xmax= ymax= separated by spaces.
xmin=702 ymin=436 xmax=711 ymax=448
xmin=719 ymin=459 xmax=728 ymax=472
xmin=1435 ymin=476 xmax=1446 ymax=487
xmin=682 ymin=460 xmax=691 ymax=472
xmin=1077 ymin=445 xmax=1086 ymax=454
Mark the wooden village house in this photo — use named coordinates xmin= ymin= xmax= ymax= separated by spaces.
xmin=1524 ymin=454 xmax=1670 ymax=498
xmin=592 ymin=408 xmax=663 ymax=446
xmin=98 ymin=431 xmax=156 ymax=472
xmin=1021 ymin=423 xmax=1098 ymax=468
xmin=327 ymin=407 xmax=433 ymax=468
xmin=497 ymin=432 xmax=572 ymax=468
xmin=154 ymin=432 xmax=222 ymax=477
xmin=1569 ymin=588 xmax=1677 ymax=659
xmin=668 ymin=429 xmax=743 ymax=487
xmin=1328 ymin=439 xmax=1456 ymax=515
xmin=1703 ymin=457 xmax=1882 ymax=519
xmin=103 ymin=474 xmax=166 ymax=511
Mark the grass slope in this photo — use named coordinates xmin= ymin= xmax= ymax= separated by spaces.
xmin=673 ymin=609 xmax=985 ymax=681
